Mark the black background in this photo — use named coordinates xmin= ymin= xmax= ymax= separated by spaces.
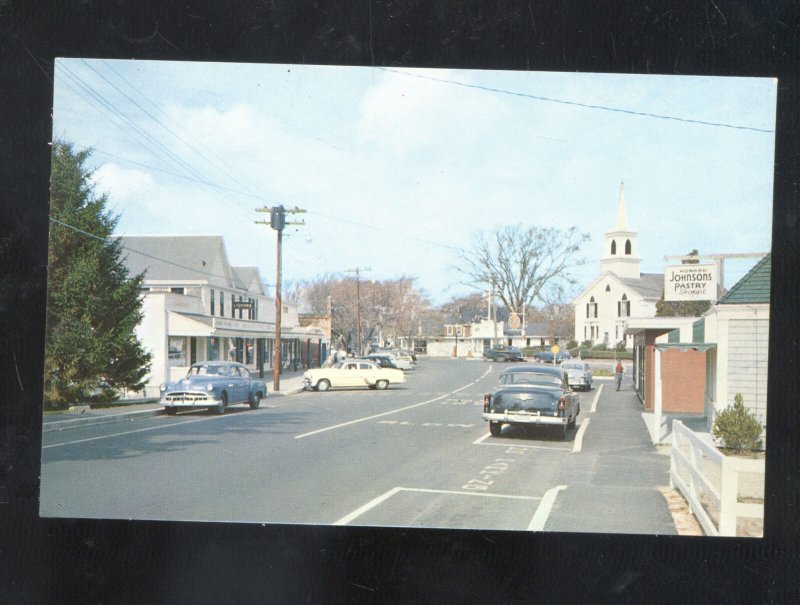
xmin=2 ymin=1 xmax=799 ymax=602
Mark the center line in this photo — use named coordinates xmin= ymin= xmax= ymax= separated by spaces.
xmin=295 ymin=367 xmax=493 ymax=439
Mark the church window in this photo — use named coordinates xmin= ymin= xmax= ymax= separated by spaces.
xmin=625 ymin=239 xmax=632 ymax=255
xmin=587 ymin=296 xmax=598 ymax=319
xmin=618 ymin=294 xmax=630 ymax=317
xmin=610 ymin=240 xmax=617 ymax=255
xmin=605 ymin=284 xmax=611 ymax=292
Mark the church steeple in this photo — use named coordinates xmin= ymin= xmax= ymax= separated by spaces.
xmin=615 ymin=182 xmax=628 ymax=230
xmin=601 ymin=182 xmax=641 ymax=279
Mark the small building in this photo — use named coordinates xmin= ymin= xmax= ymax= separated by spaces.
xmin=696 ymin=254 xmax=771 ymax=445
xmin=121 ymin=235 xmax=328 ymax=397
xmin=573 ymin=183 xmax=662 ymax=348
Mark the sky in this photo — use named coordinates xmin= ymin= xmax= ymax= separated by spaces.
xmin=52 ymin=59 xmax=777 ymax=306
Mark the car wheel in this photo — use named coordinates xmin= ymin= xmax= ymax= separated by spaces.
xmin=316 ymin=379 xmax=331 ymax=392
xmin=375 ymin=379 xmax=389 ymax=390
xmin=211 ymin=392 xmax=227 ymax=415
xmin=165 ymin=407 xmax=177 ymax=415
xmin=489 ymin=421 xmax=502 ymax=436
xmin=557 ymin=423 xmax=567 ymax=440
xmin=250 ymin=392 xmax=261 ymax=410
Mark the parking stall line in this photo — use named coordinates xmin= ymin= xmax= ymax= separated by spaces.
xmin=333 ymin=486 xmax=540 ymax=526
xmin=295 ymin=367 xmax=493 ymax=440
xmin=590 ymin=384 xmax=603 ymax=413
xmin=571 ymin=418 xmax=590 ymax=453
xmin=527 ymin=485 xmax=567 ymax=531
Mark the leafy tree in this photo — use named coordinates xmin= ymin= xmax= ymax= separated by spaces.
xmin=457 ymin=224 xmax=590 ymax=314
xmin=45 ymin=141 xmax=151 ymax=407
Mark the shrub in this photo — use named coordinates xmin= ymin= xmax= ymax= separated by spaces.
xmin=614 ymin=340 xmax=627 ymax=352
xmin=565 ymin=340 xmax=578 ymax=350
xmin=712 ymin=393 xmax=763 ymax=453
xmin=592 ymin=343 xmax=608 ymax=351
xmin=580 ymin=340 xmax=592 ymax=349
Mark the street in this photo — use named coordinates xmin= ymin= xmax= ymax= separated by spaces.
xmin=40 ymin=358 xmax=675 ymax=534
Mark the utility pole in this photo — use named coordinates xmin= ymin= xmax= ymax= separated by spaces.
xmin=256 ymin=204 xmax=305 ymax=391
xmin=345 ymin=267 xmax=370 ymax=355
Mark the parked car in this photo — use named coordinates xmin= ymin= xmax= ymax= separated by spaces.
xmin=482 ymin=364 xmax=580 ymax=439
xmin=362 ymin=354 xmax=399 ymax=369
xmin=303 ymin=359 xmax=406 ymax=391
xmin=483 ymin=346 xmax=525 ymax=362
xmin=159 ymin=361 xmax=266 ymax=415
xmin=368 ymin=352 xmax=414 ymax=371
xmin=533 ymin=350 xmax=572 ymax=364
xmin=561 ymin=361 xmax=593 ymax=391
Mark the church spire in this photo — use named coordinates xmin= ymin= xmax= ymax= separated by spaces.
xmin=615 ymin=181 xmax=628 ymax=230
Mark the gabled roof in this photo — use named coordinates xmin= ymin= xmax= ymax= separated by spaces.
xmin=717 ymin=254 xmax=771 ymax=304
xmin=231 ymin=266 xmax=265 ymax=295
xmin=572 ymin=271 xmax=664 ymax=304
xmin=119 ymin=235 xmax=235 ymax=289
xmin=619 ymin=273 xmax=664 ymax=299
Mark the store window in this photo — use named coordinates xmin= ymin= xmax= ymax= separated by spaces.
xmin=207 ymin=337 xmax=220 ymax=361
xmin=168 ymin=337 xmax=187 ymax=367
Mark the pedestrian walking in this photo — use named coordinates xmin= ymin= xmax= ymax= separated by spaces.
xmin=615 ymin=360 xmax=624 ymax=391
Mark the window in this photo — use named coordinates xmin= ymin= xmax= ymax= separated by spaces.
xmin=446 ymin=326 xmax=454 ymax=336
xmin=220 ymin=292 xmax=225 ymax=316
xmin=618 ymin=294 xmax=630 ymax=317
xmin=231 ymin=294 xmax=235 ymax=318
xmin=587 ymin=297 xmax=597 ymax=318
xmin=611 ymin=240 xmax=617 ymax=255
xmin=625 ymin=239 xmax=632 ymax=255
xmin=605 ymin=284 xmax=611 ymax=292
xmin=210 ymin=289 xmax=215 ymax=315
xmin=171 ymin=287 xmax=184 ymax=294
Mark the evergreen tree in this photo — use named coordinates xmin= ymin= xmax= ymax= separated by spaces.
xmin=45 ymin=141 xmax=151 ymax=407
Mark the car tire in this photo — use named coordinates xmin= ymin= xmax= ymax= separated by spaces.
xmin=557 ymin=423 xmax=567 ymax=440
xmin=489 ymin=421 xmax=502 ymax=436
xmin=250 ymin=392 xmax=262 ymax=410
xmin=375 ymin=379 xmax=389 ymax=390
xmin=316 ymin=379 xmax=331 ymax=392
xmin=165 ymin=407 xmax=177 ymax=415
xmin=211 ymin=392 xmax=227 ymax=415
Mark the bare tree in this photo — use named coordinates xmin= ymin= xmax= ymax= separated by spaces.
xmin=457 ymin=224 xmax=590 ymax=315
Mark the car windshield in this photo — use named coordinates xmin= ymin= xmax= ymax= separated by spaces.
xmin=562 ymin=363 xmax=583 ymax=370
xmin=188 ymin=364 xmax=229 ymax=376
xmin=499 ymin=373 xmax=562 ymax=386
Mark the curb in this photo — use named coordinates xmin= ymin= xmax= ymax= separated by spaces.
xmin=43 ymin=408 xmax=164 ymax=432
xmin=43 ymin=387 xmax=306 ymax=431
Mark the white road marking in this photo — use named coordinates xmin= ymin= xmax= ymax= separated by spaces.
xmin=472 ymin=433 xmax=570 ymax=451
xmin=333 ymin=486 xmax=540 ymax=526
xmin=572 ymin=418 xmax=590 ymax=453
xmin=295 ymin=366 xmax=493 ymax=440
xmin=527 ymin=485 xmax=567 ymax=531
xmin=42 ymin=415 xmax=224 ymax=449
xmin=590 ymin=384 xmax=603 ymax=413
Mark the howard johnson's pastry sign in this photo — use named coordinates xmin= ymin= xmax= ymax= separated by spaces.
xmin=663 ymin=263 xmax=718 ymax=301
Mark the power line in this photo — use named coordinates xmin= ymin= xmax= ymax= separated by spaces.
xmin=378 ymin=67 xmax=775 ymax=133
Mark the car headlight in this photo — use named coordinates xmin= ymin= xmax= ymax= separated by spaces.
xmin=206 ymin=383 xmax=215 ymax=391
xmin=159 ymin=384 xmax=167 ymax=392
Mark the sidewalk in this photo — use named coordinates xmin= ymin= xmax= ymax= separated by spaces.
xmin=544 ymin=379 xmax=679 ymax=535
xmin=42 ymin=369 xmax=307 ymax=432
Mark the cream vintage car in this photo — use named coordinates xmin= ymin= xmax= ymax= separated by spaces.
xmin=303 ymin=359 xmax=406 ymax=391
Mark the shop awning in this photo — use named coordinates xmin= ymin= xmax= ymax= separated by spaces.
xmin=654 ymin=342 xmax=717 ymax=353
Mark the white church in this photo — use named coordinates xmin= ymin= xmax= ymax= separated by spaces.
xmin=572 ymin=184 xmax=663 ymax=348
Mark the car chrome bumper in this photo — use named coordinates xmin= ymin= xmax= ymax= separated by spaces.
xmin=482 ymin=411 xmax=567 ymax=426
xmin=161 ymin=392 xmax=220 ymax=407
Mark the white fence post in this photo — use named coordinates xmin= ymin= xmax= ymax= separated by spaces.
xmin=718 ymin=456 xmax=739 ymax=536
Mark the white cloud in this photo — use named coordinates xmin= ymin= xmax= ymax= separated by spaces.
xmin=356 ymin=68 xmax=507 ymax=155
xmin=92 ymin=163 xmax=154 ymax=203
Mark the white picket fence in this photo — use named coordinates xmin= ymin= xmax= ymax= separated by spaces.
xmin=670 ymin=420 xmax=764 ymax=537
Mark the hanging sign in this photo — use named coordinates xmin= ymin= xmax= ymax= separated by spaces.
xmin=664 ymin=263 xmax=718 ymax=301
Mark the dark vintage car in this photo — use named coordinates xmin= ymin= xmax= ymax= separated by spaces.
xmin=159 ymin=361 xmax=266 ymax=415
xmin=482 ymin=364 xmax=580 ymax=439
xmin=362 ymin=354 xmax=399 ymax=369
xmin=483 ymin=345 xmax=525 ymax=362
xmin=533 ymin=350 xmax=572 ymax=364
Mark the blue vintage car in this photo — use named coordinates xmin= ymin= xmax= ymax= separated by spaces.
xmin=159 ymin=361 xmax=266 ymax=415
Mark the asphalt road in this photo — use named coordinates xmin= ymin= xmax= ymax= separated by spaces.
xmin=39 ymin=358 xmax=675 ymax=535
